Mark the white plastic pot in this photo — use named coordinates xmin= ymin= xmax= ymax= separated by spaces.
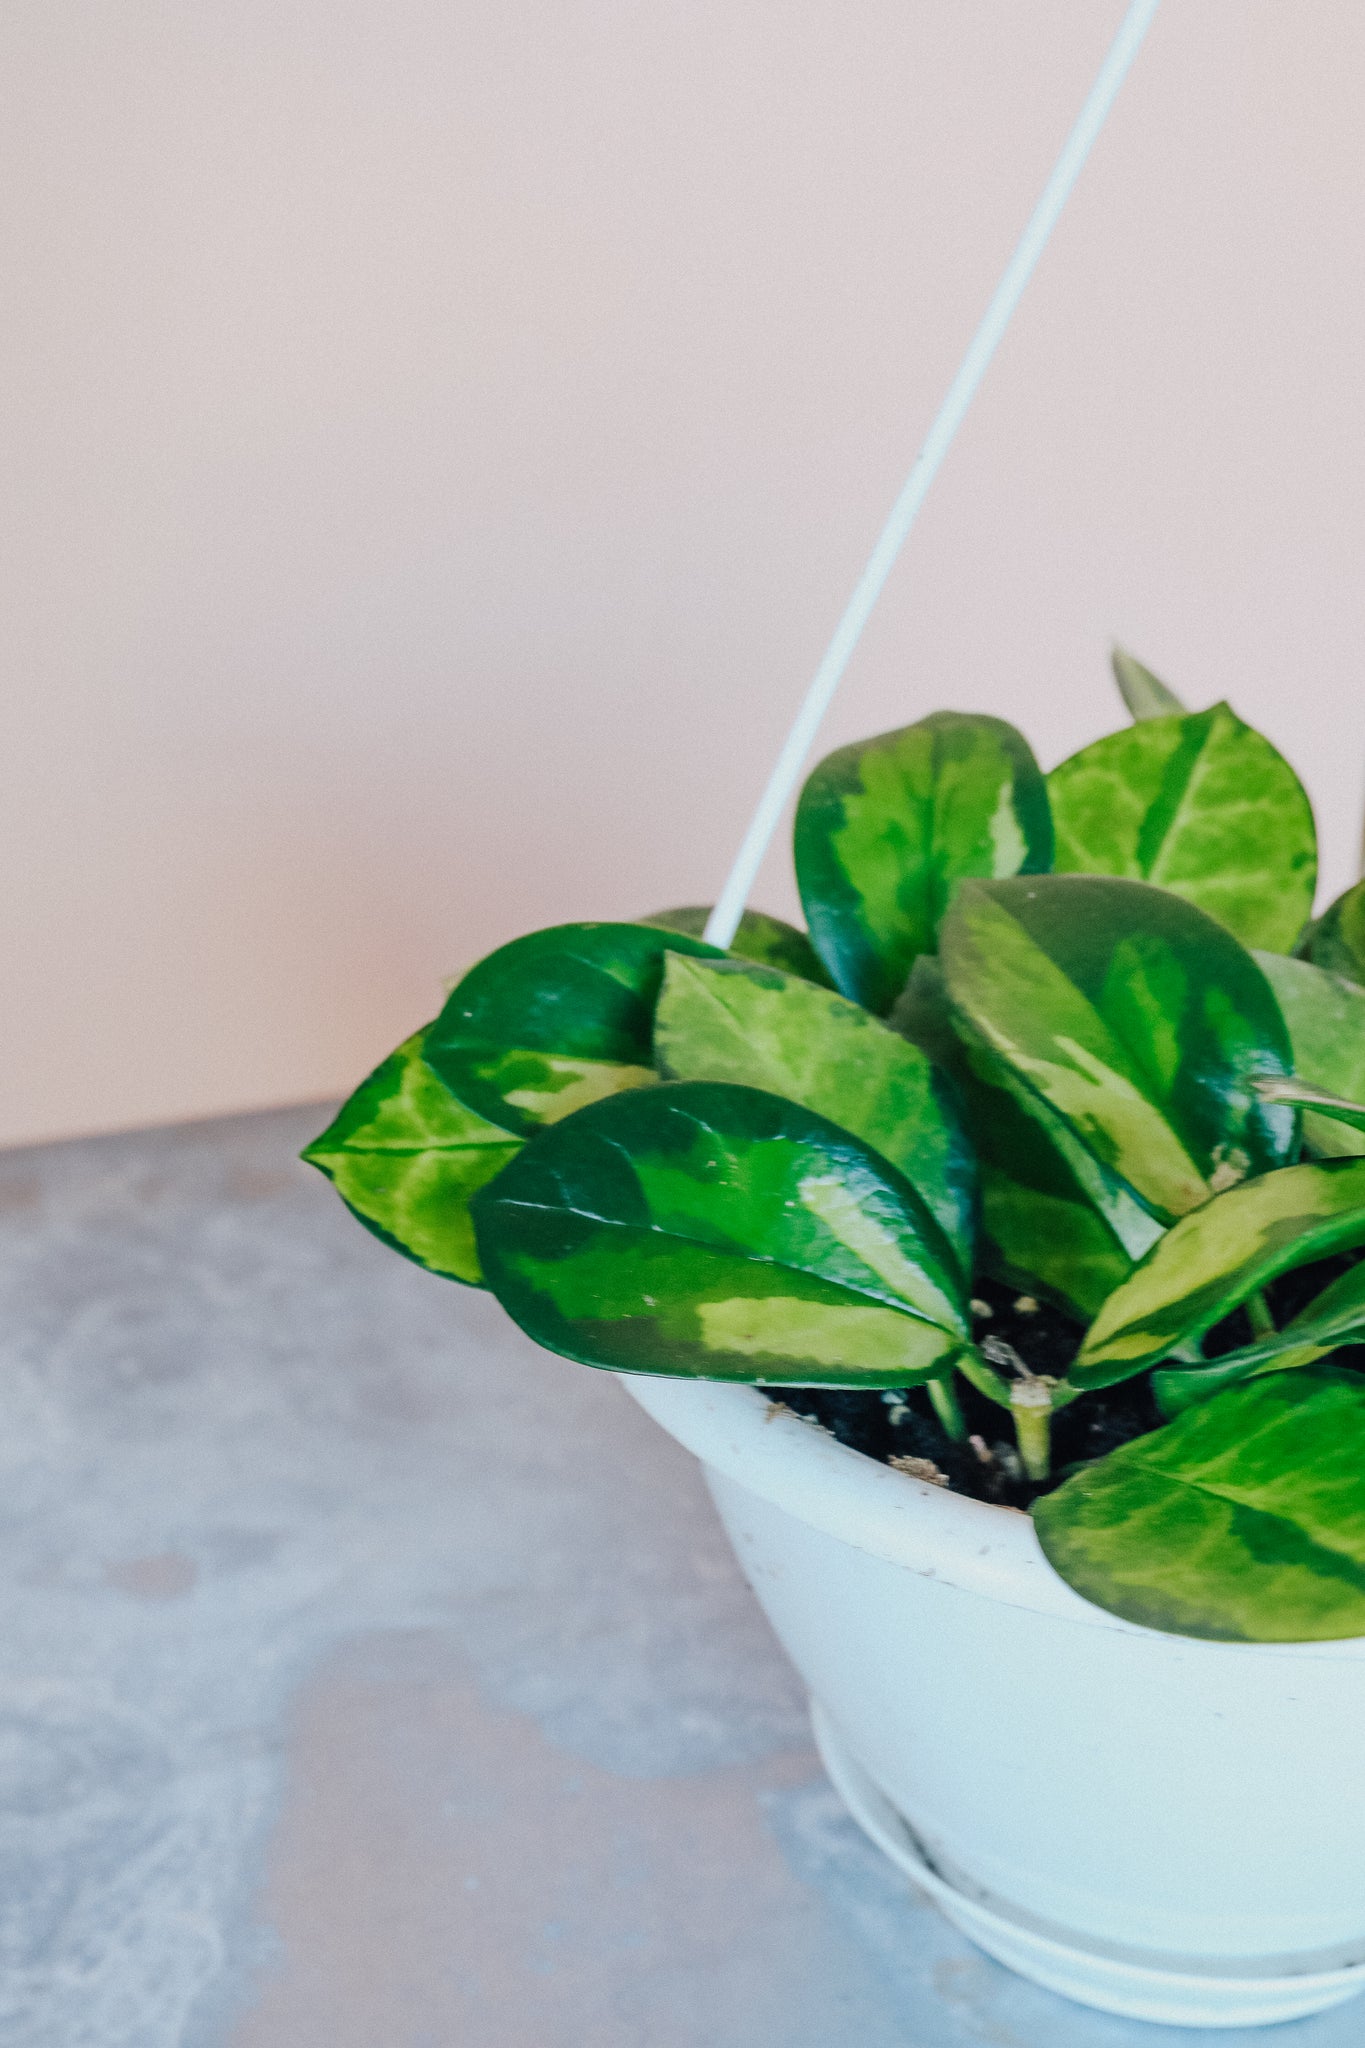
xmin=621 ymin=1374 xmax=1365 ymax=2029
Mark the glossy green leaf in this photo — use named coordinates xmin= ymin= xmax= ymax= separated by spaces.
xmin=653 ymin=953 xmax=974 ymax=1272
xmin=1309 ymin=878 xmax=1365 ymax=987
xmin=1154 ymin=1256 xmax=1365 ymax=1416
xmin=939 ymin=875 xmax=1296 ymax=1223
xmin=641 ymin=905 xmax=833 ymax=986
xmin=1253 ymin=950 xmax=1365 ymax=1159
xmin=302 ymin=1028 xmax=521 ymax=1285
xmin=794 ymin=712 xmax=1052 ymax=1015
xmin=424 ymin=922 xmax=720 ymax=1136
xmin=472 ymin=1080 xmax=968 ymax=1386
xmin=1111 ymin=647 xmax=1186 ymax=722
xmin=976 ymin=1181 xmax=1132 ymax=1320
xmin=954 ymin=1039 xmax=1161 ymax=1318
xmin=1072 ymin=1158 xmax=1365 ymax=1387
xmin=893 ymin=957 xmax=1159 ymax=1317
xmin=1048 ymin=704 xmax=1317 ymax=952
xmin=1035 ymin=1369 xmax=1365 ymax=1641
xmin=1152 ymin=1349 xmax=1310 ymax=1418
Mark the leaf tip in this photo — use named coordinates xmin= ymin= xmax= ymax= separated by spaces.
xmin=1110 ymin=645 xmax=1185 ymax=722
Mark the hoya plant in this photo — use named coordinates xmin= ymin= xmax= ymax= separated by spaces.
xmin=305 ymin=650 xmax=1365 ymax=1646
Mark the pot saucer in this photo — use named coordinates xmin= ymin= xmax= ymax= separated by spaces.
xmin=810 ymin=1699 xmax=1365 ymax=2029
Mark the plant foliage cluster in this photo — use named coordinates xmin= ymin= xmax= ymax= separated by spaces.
xmin=306 ymin=653 xmax=1365 ymax=1643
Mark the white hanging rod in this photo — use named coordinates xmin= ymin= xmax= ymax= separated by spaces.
xmin=703 ymin=0 xmax=1162 ymax=950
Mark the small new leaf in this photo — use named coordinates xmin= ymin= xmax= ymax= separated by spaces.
xmin=1111 ymin=647 xmax=1186 ymax=722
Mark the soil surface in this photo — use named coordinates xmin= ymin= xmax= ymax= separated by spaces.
xmin=768 ymin=1257 xmax=1365 ymax=1509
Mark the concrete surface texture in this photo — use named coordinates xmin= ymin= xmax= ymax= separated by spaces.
xmin=5 ymin=1102 xmax=1365 ymax=2047
xmin=5 ymin=2 xmax=1365 ymax=1147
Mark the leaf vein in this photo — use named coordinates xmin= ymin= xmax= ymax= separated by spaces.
xmin=484 ymin=1196 xmax=948 ymax=1327
xmin=1119 ymin=1455 xmax=1365 ymax=1574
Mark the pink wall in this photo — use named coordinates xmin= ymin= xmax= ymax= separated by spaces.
xmin=4 ymin=1 xmax=1364 ymax=1145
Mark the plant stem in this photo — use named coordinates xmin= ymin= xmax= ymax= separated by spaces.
xmin=927 ymin=1371 xmax=968 ymax=1443
xmin=955 ymin=1345 xmax=1013 ymax=1409
xmin=1246 ymin=1288 xmax=1276 ymax=1341
xmin=1010 ymin=1378 xmax=1054 ymax=1484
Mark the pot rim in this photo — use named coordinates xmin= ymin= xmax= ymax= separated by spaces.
xmin=618 ymin=1373 xmax=1365 ymax=1658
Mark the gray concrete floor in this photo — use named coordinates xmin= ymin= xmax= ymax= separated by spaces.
xmin=4 ymin=1104 xmax=1364 ymax=2047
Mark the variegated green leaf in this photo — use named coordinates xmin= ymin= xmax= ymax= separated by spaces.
xmin=653 ymin=953 xmax=974 ymax=1273
xmin=641 ymin=905 xmax=833 ymax=986
xmin=1253 ymin=950 xmax=1365 ymax=1159
xmin=1034 ymin=1369 xmax=1365 ymax=1641
xmin=1153 ymin=1256 xmax=1365 ymax=1416
xmin=424 ymin=922 xmax=720 ymax=1136
xmin=939 ymin=875 xmax=1296 ymax=1223
xmin=1309 ymin=878 xmax=1365 ymax=987
xmin=1048 ymin=704 xmax=1317 ymax=952
xmin=794 ymin=712 xmax=1052 ymax=1015
xmin=954 ymin=1037 xmax=1161 ymax=1319
xmin=302 ymin=1028 xmax=521 ymax=1285
xmin=1072 ymin=1159 xmax=1365 ymax=1388
xmin=893 ymin=957 xmax=1159 ymax=1317
xmin=471 ymin=1080 xmax=968 ymax=1386
xmin=977 ymin=1188 xmax=1126 ymax=1320
xmin=1111 ymin=646 xmax=1186 ymax=722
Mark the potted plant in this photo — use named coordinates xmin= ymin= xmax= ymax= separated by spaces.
xmin=304 ymin=651 xmax=1365 ymax=2028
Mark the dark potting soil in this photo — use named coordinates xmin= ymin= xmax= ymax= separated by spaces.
xmin=766 ymin=1256 xmax=1365 ymax=1510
